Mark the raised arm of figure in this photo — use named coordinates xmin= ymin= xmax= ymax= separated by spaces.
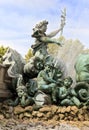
xmin=41 ymin=71 xmax=56 ymax=83
xmin=46 ymin=28 xmax=62 ymax=38
xmin=8 ymin=98 xmax=19 ymax=106
xmin=40 ymin=36 xmax=63 ymax=46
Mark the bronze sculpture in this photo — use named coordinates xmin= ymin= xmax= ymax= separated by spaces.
xmin=0 ymin=9 xmax=89 ymax=108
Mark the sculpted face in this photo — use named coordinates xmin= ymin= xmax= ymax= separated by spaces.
xmin=17 ymin=89 xmax=25 ymax=98
xmin=40 ymin=24 xmax=47 ymax=33
xmin=45 ymin=64 xmax=51 ymax=72
xmin=36 ymin=62 xmax=44 ymax=70
xmin=17 ymin=86 xmax=27 ymax=98
xmin=64 ymin=77 xmax=73 ymax=88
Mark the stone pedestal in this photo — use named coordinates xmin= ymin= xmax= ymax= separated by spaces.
xmin=0 ymin=64 xmax=12 ymax=99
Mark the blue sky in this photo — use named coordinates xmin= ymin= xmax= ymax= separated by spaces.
xmin=0 ymin=0 xmax=89 ymax=57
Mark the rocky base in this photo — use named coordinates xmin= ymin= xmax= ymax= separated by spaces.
xmin=0 ymin=103 xmax=89 ymax=129
xmin=14 ymin=105 xmax=89 ymax=122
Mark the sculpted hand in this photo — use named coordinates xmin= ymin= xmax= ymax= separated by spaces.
xmin=56 ymin=41 xmax=64 ymax=46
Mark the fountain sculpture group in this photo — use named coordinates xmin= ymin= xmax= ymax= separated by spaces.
xmin=0 ymin=15 xmax=89 ymax=108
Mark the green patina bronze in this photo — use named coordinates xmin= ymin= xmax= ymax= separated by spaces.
xmin=0 ymin=17 xmax=89 ymax=108
xmin=75 ymin=53 xmax=89 ymax=83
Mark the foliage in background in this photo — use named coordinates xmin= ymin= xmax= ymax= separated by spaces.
xmin=0 ymin=46 xmax=8 ymax=63
xmin=0 ymin=46 xmax=8 ymax=57
xmin=48 ymin=36 xmax=65 ymax=56
xmin=25 ymin=48 xmax=33 ymax=62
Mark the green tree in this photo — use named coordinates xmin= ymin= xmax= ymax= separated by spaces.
xmin=0 ymin=46 xmax=8 ymax=57
xmin=0 ymin=46 xmax=8 ymax=63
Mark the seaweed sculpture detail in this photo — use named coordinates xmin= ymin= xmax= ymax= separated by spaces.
xmin=75 ymin=53 xmax=89 ymax=83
